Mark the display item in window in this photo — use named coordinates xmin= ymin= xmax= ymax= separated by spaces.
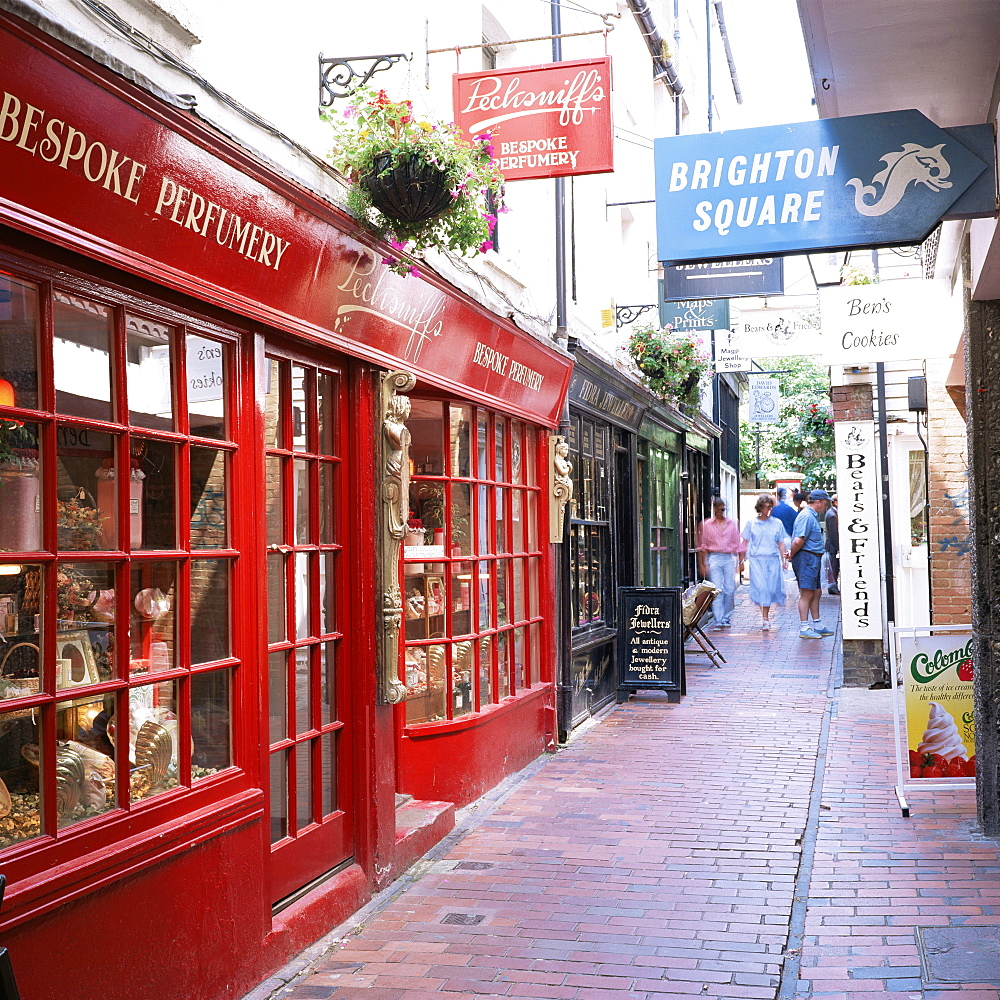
xmin=56 ymin=488 xmax=107 ymax=550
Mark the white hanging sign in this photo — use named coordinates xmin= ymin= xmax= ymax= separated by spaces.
xmin=738 ymin=305 xmax=822 ymax=358
xmin=748 ymin=377 xmax=780 ymax=422
xmin=834 ymin=421 xmax=883 ymax=639
xmin=820 ymin=278 xmax=958 ymax=364
xmin=715 ymin=329 xmax=751 ymax=372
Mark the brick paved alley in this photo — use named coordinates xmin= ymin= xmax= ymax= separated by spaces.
xmin=245 ymin=584 xmax=1000 ymax=1000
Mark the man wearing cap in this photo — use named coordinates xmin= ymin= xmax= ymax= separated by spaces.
xmin=789 ymin=489 xmax=835 ymax=638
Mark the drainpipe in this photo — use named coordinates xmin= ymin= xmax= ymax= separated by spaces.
xmin=712 ymin=1 xmax=743 ymax=105
xmin=673 ymin=0 xmax=681 ymax=134
xmin=627 ymin=0 xmax=684 ymax=96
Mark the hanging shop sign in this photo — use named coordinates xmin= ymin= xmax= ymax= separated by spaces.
xmin=747 ymin=377 xmax=780 ymax=423
xmin=453 ymin=57 xmax=613 ymax=181
xmin=834 ymin=421 xmax=883 ymax=640
xmin=820 ymin=278 xmax=959 ymax=365
xmin=662 ymin=257 xmax=784 ymax=300
xmin=657 ymin=292 xmax=730 ymax=332
xmin=654 ymin=111 xmax=993 ymax=264
xmin=616 ymin=587 xmax=683 ymax=699
xmin=714 ymin=328 xmax=750 ymax=372
xmin=0 ymin=16 xmax=572 ymax=425
xmin=737 ymin=304 xmax=822 ymax=358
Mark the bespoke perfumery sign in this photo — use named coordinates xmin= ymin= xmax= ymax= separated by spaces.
xmin=453 ymin=57 xmax=613 ymax=181
xmin=0 ymin=15 xmax=573 ymax=425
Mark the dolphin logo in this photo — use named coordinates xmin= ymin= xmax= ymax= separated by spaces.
xmin=846 ymin=143 xmax=953 ymax=217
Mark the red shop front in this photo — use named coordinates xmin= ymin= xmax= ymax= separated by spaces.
xmin=0 ymin=10 xmax=572 ymax=1000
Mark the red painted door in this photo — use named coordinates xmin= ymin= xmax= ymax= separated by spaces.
xmin=263 ymin=348 xmax=353 ymax=905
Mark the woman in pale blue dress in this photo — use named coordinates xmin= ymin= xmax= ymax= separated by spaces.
xmin=741 ymin=494 xmax=789 ymax=630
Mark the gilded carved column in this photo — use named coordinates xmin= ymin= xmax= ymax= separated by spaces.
xmin=378 ymin=370 xmax=416 ymax=705
xmin=549 ymin=434 xmax=573 ymax=543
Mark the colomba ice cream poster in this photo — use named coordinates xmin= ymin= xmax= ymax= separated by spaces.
xmin=904 ymin=634 xmax=975 ymax=779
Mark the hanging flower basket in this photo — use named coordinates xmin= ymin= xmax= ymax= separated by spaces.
xmin=323 ymin=87 xmax=505 ymax=276
xmin=623 ymin=324 xmax=713 ymax=407
xmin=364 ymin=153 xmax=454 ymax=224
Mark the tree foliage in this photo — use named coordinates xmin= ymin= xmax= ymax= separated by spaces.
xmin=740 ymin=355 xmax=834 ymax=489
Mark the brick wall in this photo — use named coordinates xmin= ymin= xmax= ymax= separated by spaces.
xmin=830 ymin=382 xmax=873 ymax=422
xmin=926 ymin=354 xmax=971 ymax=624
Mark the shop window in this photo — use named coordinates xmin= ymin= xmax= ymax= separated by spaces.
xmin=402 ymin=403 xmax=542 ymax=725
xmin=0 ymin=264 xmax=239 ymax=856
xmin=568 ymin=415 xmax=611 ymax=630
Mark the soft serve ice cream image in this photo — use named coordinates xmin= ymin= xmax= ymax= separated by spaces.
xmin=909 ymin=701 xmax=975 ymax=778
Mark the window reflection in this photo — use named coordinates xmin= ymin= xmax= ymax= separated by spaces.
xmin=53 ymin=293 xmax=112 ymax=421
xmin=0 ymin=273 xmax=39 ymax=411
xmin=189 ymin=447 xmax=227 ymax=550
xmin=192 ymin=668 xmax=232 ymax=777
xmin=0 ymin=420 xmax=41 ymax=552
xmin=186 ymin=335 xmax=226 ymax=439
xmin=126 ymin=315 xmax=174 ymax=431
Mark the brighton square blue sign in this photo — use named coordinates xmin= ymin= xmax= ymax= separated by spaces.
xmin=654 ymin=110 xmax=993 ymax=265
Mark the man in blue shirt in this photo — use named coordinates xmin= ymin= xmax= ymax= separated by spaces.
xmin=789 ymin=489 xmax=834 ymax=638
xmin=772 ymin=486 xmax=798 ymax=536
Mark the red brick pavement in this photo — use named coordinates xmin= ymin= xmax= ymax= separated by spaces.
xmin=248 ymin=584 xmax=998 ymax=1000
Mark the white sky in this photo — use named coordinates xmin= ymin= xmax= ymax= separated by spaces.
xmin=716 ymin=0 xmax=817 ymax=129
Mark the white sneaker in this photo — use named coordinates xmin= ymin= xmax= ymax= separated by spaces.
xmin=761 ymin=621 xmax=771 ymax=630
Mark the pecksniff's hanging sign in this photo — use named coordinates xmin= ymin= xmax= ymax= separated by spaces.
xmin=453 ymin=57 xmax=613 ymax=181
xmin=654 ymin=111 xmax=992 ymax=264
xmin=834 ymin=422 xmax=883 ymax=640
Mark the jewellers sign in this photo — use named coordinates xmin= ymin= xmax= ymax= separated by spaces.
xmin=654 ymin=111 xmax=992 ymax=264
xmin=453 ymin=57 xmax=613 ymax=181
xmin=835 ymin=421 xmax=883 ymax=640
xmin=820 ymin=278 xmax=958 ymax=364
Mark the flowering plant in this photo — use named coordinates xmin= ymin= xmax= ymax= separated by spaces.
xmin=840 ymin=260 xmax=878 ymax=285
xmin=623 ymin=324 xmax=713 ymax=406
xmin=56 ymin=496 xmax=106 ymax=550
xmin=0 ymin=417 xmax=37 ymax=470
xmin=323 ymin=87 xmax=505 ymax=276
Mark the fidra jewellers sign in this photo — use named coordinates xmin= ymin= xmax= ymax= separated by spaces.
xmin=0 ymin=14 xmax=572 ymax=425
xmin=453 ymin=57 xmax=613 ymax=181
xmin=834 ymin=421 xmax=883 ymax=640
xmin=654 ymin=111 xmax=993 ymax=264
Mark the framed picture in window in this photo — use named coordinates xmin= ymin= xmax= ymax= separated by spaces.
xmin=55 ymin=631 xmax=100 ymax=689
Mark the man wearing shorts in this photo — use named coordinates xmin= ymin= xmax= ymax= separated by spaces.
xmin=789 ymin=489 xmax=834 ymax=638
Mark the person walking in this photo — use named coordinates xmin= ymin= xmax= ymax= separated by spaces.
xmin=741 ymin=493 xmax=789 ymax=630
xmin=790 ymin=488 xmax=835 ymax=638
xmin=696 ymin=497 xmax=745 ymax=629
xmin=772 ymin=486 xmax=798 ymax=537
xmin=825 ymin=494 xmax=840 ymax=595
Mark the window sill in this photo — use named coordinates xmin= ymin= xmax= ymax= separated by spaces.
xmin=402 ymin=683 xmax=550 ymax=738
xmin=0 ymin=783 xmax=263 ymax=931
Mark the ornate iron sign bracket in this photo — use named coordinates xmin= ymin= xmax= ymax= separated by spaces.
xmin=616 ymin=304 xmax=656 ymax=329
xmin=377 ymin=370 xmax=416 ymax=706
xmin=319 ymin=53 xmax=410 ymax=107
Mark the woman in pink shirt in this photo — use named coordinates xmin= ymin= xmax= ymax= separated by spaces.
xmin=696 ymin=498 xmax=746 ymax=629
